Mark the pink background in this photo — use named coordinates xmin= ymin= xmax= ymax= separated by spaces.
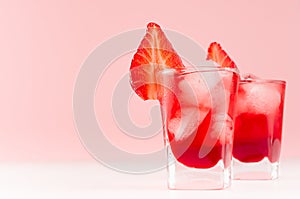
xmin=0 ymin=0 xmax=299 ymax=162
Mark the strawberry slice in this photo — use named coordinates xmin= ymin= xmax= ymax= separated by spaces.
xmin=130 ymin=22 xmax=185 ymax=100
xmin=206 ymin=42 xmax=237 ymax=69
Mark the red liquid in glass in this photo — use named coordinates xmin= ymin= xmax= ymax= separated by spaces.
xmin=232 ymin=81 xmax=285 ymax=163
xmin=167 ymin=111 xmax=227 ymax=169
xmin=163 ymin=72 xmax=238 ymax=169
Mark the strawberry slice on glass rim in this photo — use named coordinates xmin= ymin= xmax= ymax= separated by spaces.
xmin=129 ymin=22 xmax=185 ymax=100
xmin=206 ymin=42 xmax=238 ymax=70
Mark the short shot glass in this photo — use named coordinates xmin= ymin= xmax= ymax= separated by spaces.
xmin=157 ymin=67 xmax=239 ymax=189
xmin=232 ymin=77 xmax=286 ymax=180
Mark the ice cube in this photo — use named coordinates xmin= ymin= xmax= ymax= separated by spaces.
xmin=168 ymin=107 xmax=209 ymax=141
xmin=201 ymin=70 xmax=223 ymax=92
xmin=168 ymin=70 xmax=231 ymax=142
xmin=210 ymin=78 xmax=229 ymax=114
xmin=238 ymin=82 xmax=281 ymax=115
xmin=198 ymin=114 xmax=234 ymax=158
xmin=177 ymin=72 xmax=216 ymax=110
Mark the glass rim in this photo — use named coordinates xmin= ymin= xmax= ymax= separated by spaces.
xmin=157 ymin=66 xmax=240 ymax=76
xmin=240 ymin=78 xmax=286 ymax=85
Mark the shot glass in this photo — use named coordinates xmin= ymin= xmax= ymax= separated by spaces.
xmin=232 ymin=77 xmax=286 ymax=180
xmin=157 ymin=67 xmax=239 ymax=189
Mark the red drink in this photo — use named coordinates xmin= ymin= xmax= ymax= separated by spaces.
xmin=158 ymin=67 xmax=239 ymax=189
xmin=168 ymin=110 xmax=223 ymax=169
xmin=158 ymin=67 xmax=239 ymax=169
xmin=232 ymin=78 xmax=286 ymax=179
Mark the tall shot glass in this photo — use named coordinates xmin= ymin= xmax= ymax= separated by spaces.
xmin=232 ymin=77 xmax=286 ymax=180
xmin=157 ymin=67 xmax=239 ymax=189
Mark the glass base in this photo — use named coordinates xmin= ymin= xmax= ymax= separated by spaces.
xmin=232 ymin=157 xmax=279 ymax=180
xmin=167 ymin=149 xmax=231 ymax=190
